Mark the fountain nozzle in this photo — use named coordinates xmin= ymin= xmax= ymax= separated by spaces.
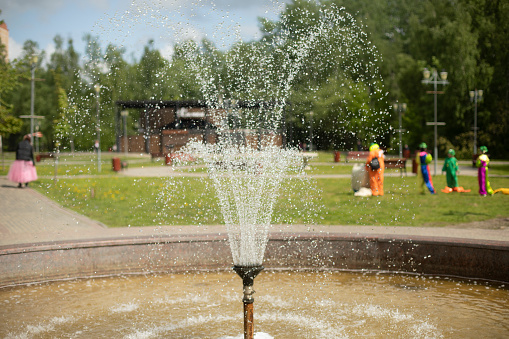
xmin=233 ymin=265 xmax=264 ymax=339
xmin=233 ymin=265 xmax=264 ymax=303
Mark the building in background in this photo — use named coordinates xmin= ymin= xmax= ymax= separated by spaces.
xmin=0 ymin=22 xmax=9 ymax=62
xmin=115 ymin=100 xmax=286 ymax=155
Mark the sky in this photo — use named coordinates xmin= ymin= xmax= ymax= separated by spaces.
xmin=0 ymin=0 xmax=290 ymax=62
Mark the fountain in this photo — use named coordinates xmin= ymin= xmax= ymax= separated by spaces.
xmin=170 ymin=5 xmax=392 ymax=336
xmin=0 ymin=2 xmax=508 ymax=338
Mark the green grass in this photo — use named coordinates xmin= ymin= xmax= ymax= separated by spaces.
xmin=3 ymin=151 xmax=508 ymax=228
xmin=314 ymin=175 xmax=509 ymax=226
xmin=309 ymin=151 xmax=338 ymax=163
xmin=32 ymin=173 xmax=509 ymax=228
xmin=485 ymin=164 xmax=509 ymax=175
xmin=35 ymin=176 xmax=223 ymax=227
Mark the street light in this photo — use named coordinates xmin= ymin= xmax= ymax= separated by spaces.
xmin=121 ymin=110 xmax=129 ymax=157
xmin=308 ymin=111 xmax=314 ymax=151
xmin=422 ymin=68 xmax=449 ymax=175
xmin=393 ymin=102 xmax=407 ymax=158
xmin=94 ymin=84 xmax=101 ymax=173
xmin=469 ymin=89 xmax=483 ymax=155
xmin=30 ymin=54 xmax=39 ymax=139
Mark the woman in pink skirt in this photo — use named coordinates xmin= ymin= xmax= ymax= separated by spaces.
xmin=8 ymin=135 xmax=38 ymax=188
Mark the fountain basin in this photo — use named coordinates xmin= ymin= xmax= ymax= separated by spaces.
xmin=1 ymin=231 xmax=508 ymax=287
xmin=2 ymin=270 xmax=508 ymax=338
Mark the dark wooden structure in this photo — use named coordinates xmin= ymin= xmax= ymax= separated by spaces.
xmin=115 ymin=100 xmax=287 ymax=154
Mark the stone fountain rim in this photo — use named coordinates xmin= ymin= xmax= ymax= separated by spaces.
xmin=1 ymin=231 xmax=507 ymax=255
xmin=1 ymin=231 xmax=508 ymax=288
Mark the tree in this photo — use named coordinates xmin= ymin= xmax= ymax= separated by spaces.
xmin=0 ymin=43 xmax=23 ymax=140
xmin=260 ymin=1 xmax=390 ymax=149
xmin=468 ymin=0 xmax=509 ymax=158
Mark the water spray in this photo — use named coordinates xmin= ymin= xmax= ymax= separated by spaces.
xmin=233 ymin=265 xmax=264 ymax=339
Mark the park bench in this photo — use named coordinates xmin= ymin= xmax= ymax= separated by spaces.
xmin=346 ymin=151 xmax=370 ymax=162
xmin=36 ymin=153 xmax=54 ymax=162
xmin=384 ymin=157 xmax=407 ymax=175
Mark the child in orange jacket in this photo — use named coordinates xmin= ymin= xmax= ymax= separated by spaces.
xmin=365 ymin=143 xmax=385 ymax=196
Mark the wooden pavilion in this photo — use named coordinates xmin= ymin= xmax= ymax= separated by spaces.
xmin=115 ymin=100 xmax=287 ymax=155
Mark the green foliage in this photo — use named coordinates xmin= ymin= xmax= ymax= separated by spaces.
xmin=53 ymin=87 xmax=71 ymax=148
xmin=263 ymin=2 xmax=392 ymax=150
xmin=0 ymin=29 xmax=23 ymax=138
xmin=1 ymin=0 xmax=508 ymax=158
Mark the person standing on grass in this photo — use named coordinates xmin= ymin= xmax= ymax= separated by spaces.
xmin=441 ymin=149 xmax=470 ymax=193
xmin=476 ymin=146 xmax=494 ymax=196
xmin=441 ymin=149 xmax=459 ymax=192
xmin=7 ymin=134 xmax=38 ymax=188
xmin=416 ymin=142 xmax=435 ymax=194
xmin=365 ymin=143 xmax=384 ymax=196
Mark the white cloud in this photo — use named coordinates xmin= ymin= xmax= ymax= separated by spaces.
xmin=0 ymin=0 xmax=109 ymax=14
xmin=159 ymin=43 xmax=174 ymax=61
xmin=8 ymin=37 xmax=23 ymax=61
xmin=0 ymin=0 xmax=63 ymax=13
xmin=43 ymin=41 xmax=56 ymax=65
xmin=146 ymin=0 xmax=289 ymax=12
xmin=1 ymin=0 xmax=291 ymax=62
xmin=0 ymin=0 xmax=66 ymax=23
xmin=7 ymin=37 xmax=56 ymax=65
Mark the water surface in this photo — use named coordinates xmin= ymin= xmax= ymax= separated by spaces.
xmin=1 ymin=271 xmax=507 ymax=338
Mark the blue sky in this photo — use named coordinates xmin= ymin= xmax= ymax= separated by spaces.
xmin=0 ymin=0 xmax=290 ymax=62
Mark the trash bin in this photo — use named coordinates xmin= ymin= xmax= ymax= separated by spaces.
xmin=165 ymin=153 xmax=172 ymax=165
xmin=472 ymin=154 xmax=479 ymax=167
xmin=412 ymin=152 xmax=418 ymax=174
xmin=112 ymin=157 xmax=121 ymax=172
xmin=334 ymin=151 xmax=341 ymax=163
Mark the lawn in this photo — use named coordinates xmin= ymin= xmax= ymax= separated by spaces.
xmin=33 ymin=172 xmax=509 ymax=228
xmin=3 ymin=150 xmax=507 ymax=228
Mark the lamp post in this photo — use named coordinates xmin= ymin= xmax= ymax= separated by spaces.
xmin=422 ymin=68 xmax=449 ymax=175
xmin=94 ymin=84 xmax=101 ymax=173
xmin=469 ymin=89 xmax=483 ymax=155
xmin=393 ymin=102 xmax=407 ymax=158
xmin=30 ymin=54 xmax=39 ymax=139
xmin=35 ymin=124 xmax=40 ymax=153
xmin=308 ymin=111 xmax=314 ymax=151
xmin=121 ymin=110 xmax=129 ymax=157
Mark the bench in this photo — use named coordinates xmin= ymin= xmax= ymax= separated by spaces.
xmin=346 ymin=151 xmax=370 ymax=162
xmin=36 ymin=153 xmax=54 ymax=162
xmin=384 ymin=158 xmax=407 ymax=175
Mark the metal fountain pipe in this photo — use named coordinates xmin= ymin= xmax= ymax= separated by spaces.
xmin=233 ymin=265 xmax=264 ymax=339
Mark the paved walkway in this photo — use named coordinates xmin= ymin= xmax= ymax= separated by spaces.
xmin=90 ymin=163 xmax=485 ymax=179
xmin=1 ymin=165 xmax=509 ymax=247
